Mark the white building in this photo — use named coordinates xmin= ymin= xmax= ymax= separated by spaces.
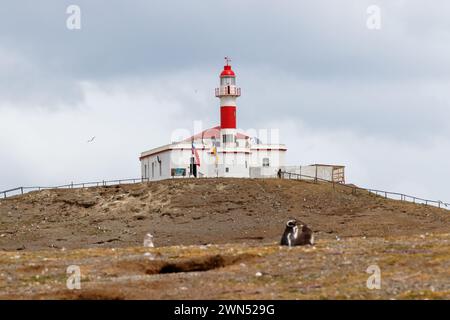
xmin=139 ymin=59 xmax=287 ymax=180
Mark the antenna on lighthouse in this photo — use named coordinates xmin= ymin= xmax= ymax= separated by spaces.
xmin=224 ymin=56 xmax=231 ymax=66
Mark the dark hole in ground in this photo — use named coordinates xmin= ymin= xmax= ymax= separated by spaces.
xmin=159 ymin=255 xmax=228 ymax=273
xmin=114 ymin=253 xmax=255 ymax=275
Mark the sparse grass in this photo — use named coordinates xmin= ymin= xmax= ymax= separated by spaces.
xmin=0 ymin=233 xmax=449 ymax=299
xmin=1 ymin=179 xmax=449 ymax=299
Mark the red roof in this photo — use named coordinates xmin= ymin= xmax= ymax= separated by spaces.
xmin=182 ymin=126 xmax=249 ymax=142
xmin=220 ymin=65 xmax=235 ymax=77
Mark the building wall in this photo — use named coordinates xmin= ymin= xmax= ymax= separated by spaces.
xmin=249 ymin=166 xmax=279 ymax=178
xmin=250 ymin=148 xmax=286 ymax=167
xmin=168 ymin=149 xmax=191 ymax=177
xmin=219 ymin=152 xmax=250 ymax=178
xmin=140 ymin=151 xmax=172 ymax=181
xmin=170 ymin=147 xmax=219 ymax=178
xmin=281 ymin=165 xmax=344 ymax=182
xmin=141 ymin=143 xmax=287 ymax=181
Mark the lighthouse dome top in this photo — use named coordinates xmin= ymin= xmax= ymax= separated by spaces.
xmin=220 ymin=57 xmax=236 ymax=77
xmin=220 ymin=65 xmax=235 ymax=77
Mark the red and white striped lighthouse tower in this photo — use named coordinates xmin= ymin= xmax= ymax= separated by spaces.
xmin=215 ymin=57 xmax=241 ymax=147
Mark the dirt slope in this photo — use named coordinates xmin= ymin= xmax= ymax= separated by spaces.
xmin=0 ymin=178 xmax=448 ymax=251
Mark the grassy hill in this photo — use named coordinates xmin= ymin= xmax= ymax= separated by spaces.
xmin=0 ymin=178 xmax=448 ymax=299
xmin=0 ymin=178 xmax=448 ymax=251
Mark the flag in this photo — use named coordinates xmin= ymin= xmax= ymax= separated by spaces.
xmin=192 ymin=141 xmax=201 ymax=166
xmin=212 ymin=145 xmax=218 ymax=164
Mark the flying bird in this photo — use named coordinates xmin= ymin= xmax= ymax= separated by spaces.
xmin=87 ymin=136 xmax=96 ymax=143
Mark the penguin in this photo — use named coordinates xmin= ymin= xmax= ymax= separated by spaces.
xmin=281 ymin=219 xmax=298 ymax=246
xmin=280 ymin=219 xmax=314 ymax=246
xmin=297 ymin=223 xmax=314 ymax=246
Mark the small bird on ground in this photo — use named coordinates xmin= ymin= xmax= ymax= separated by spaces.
xmin=280 ymin=219 xmax=314 ymax=246
xmin=143 ymin=233 xmax=154 ymax=248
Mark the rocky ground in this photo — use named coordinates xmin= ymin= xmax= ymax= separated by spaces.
xmin=0 ymin=178 xmax=449 ymax=299
xmin=0 ymin=234 xmax=448 ymax=299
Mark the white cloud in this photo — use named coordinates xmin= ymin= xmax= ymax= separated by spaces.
xmin=0 ymin=79 xmax=187 ymax=188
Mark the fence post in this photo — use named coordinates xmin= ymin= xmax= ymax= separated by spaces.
xmin=21 ymin=187 xmax=24 ymax=195
xmin=384 ymin=192 xmax=387 ymax=199
xmin=3 ymin=192 xmax=6 ymax=199
xmin=314 ymin=166 xmax=318 ymax=183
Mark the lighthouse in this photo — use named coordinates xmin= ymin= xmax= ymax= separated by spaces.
xmin=140 ymin=58 xmax=294 ymax=180
xmin=215 ymin=57 xmax=241 ymax=148
xmin=139 ymin=59 xmax=347 ymax=182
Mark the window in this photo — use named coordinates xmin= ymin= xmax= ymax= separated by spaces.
xmin=159 ymin=161 xmax=162 ymax=176
xmin=171 ymin=168 xmax=186 ymax=177
xmin=222 ymin=134 xmax=234 ymax=143
xmin=262 ymin=158 xmax=270 ymax=167
xmin=245 ymin=161 xmax=248 ymax=168
xmin=152 ymin=162 xmax=154 ymax=178
xmin=144 ymin=164 xmax=148 ymax=178
xmin=225 ymin=167 xmax=229 ymax=173
xmin=220 ymin=77 xmax=235 ymax=86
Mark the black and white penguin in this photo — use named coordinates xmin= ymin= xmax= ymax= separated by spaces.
xmin=280 ymin=219 xmax=314 ymax=246
xmin=281 ymin=220 xmax=297 ymax=246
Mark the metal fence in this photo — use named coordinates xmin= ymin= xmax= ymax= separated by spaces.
xmin=1 ymin=173 xmax=449 ymax=211
xmin=1 ymin=178 xmax=149 ymax=199
xmin=281 ymin=171 xmax=449 ymax=210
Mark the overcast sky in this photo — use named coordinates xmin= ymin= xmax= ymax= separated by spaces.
xmin=1 ymin=1 xmax=449 ymax=202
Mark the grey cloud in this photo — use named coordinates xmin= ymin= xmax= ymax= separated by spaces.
xmin=0 ymin=0 xmax=449 ymax=200
xmin=3 ymin=1 xmax=450 ymax=83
